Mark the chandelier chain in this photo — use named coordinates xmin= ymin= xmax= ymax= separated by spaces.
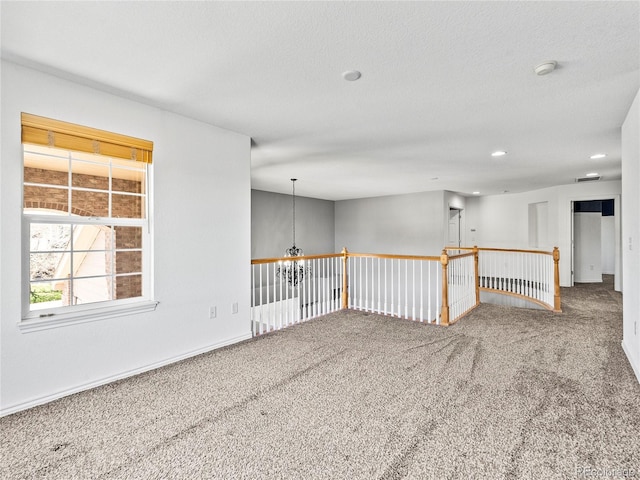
xmin=276 ymin=177 xmax=310 ymax=287
xmin=291 ymin=178 xmax=296 ymax=247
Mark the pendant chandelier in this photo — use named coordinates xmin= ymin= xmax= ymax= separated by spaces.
xmin=277 ymin=178 xmax=308 ymax=286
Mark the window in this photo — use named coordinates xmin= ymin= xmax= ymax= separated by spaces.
xmin=21 ymin=113 xmax=156 ymax=328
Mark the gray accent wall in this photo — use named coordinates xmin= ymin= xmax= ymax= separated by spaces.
xmin=335 ymin=191 xmax=446 ymax=256
xmin=255 ymin=189 xmax=463 ymax=258
xmin=251 ymin=190 xmax=335 ymax=259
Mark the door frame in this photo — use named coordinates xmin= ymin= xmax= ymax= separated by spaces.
xmin=448 ymin=207 xmax=463 ymax=248
xmin=569 ymin=195 xmax=621 ymax=291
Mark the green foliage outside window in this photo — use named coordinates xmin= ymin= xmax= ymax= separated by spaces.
xmin=30 ymin=285 xmax=62 ymax=304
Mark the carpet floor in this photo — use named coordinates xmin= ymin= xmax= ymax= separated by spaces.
xmin=2 ymin=277 xmax=639 ymax=479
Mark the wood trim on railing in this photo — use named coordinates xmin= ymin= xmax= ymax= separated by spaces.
xmin=473 ymin=246 xmax=480 ymax=306
xmin=479 ymin=247 xmax=554 ymax=256
xmin=553 ymin=247 xmax=561 ymax=312
xmin=446 ymin=246 xmax=554 ymax=256
xmin=446 ymin=251 xmax=475 ymax=260
xmin=341 ymin=247 xmax=349 ymax=309
xmin=346 ymin=252 xmax=441 ymax=262
xmin=440 ymin=249 xmax=449 ymax=326
xmin=449 ymin=304 xmax=480 ymax=325
xmin=252 ymin=252 xmax=441 ymax=264
xmin=479 ymin=287 xmax=555 ymax=311
xmin=251 ymin=253 xmax=342 ymax=265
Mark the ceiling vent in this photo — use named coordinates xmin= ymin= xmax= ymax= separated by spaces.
xmin=575 ymin=175 xmax=601 ymax=183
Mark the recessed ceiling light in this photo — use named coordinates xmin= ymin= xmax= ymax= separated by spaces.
xmin=472 ymin=191 xmax=480 ymax=195
xmin=534 ymin=61 xmax=557 ymax=76
xmin=491 ymin=151 xmax=507 ymax=157
xmin=590 ymin=153 xmax=607 ymax=159
xmin=342 ymin=70 xmax=361 ymax=81
xmin=586 ymin=172 xmax=599 ymax=177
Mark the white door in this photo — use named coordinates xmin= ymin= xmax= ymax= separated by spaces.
xmin=448 ymin=208 xmax=461 ymax=247
xmin=574 ymin=212 xmax=603 ymax=283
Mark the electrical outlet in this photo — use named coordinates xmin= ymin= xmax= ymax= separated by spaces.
xmin=232 ymin=302 xmax=238 ymax=314
xmin=209 ymin=306 xmax=217 ymax=319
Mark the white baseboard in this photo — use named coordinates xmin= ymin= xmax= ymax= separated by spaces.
xmin=622 ymin=340 xmax=640 ymax=385
xmin=0 ymin=332 xmax=253 ymax=417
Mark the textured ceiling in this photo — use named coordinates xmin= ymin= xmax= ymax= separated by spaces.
xmin=2 ymin=1 xmax=639 ymax=200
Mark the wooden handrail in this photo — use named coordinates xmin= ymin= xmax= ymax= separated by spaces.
xmin=447 ymin=251 xmax=475 ymax=260
xmin=252 ymin=252 xmax=441 ymax=264
xmin=446 ymin=246 xmax=554 ymax=256
xmin=251 ymin=253 xmax=342 ymax=265
xmin=346 ymin=252 xmax=442 ymax=261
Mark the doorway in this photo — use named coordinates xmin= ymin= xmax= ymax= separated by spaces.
xmin=448 ymin=208 xmax=462 ymax=247
xmin=572 ymin=199 xmax=616 ymax=284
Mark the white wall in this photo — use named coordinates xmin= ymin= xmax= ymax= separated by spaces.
xmin=334 ymin=191 xmax=445 ymax=255
xmin=251 ymin=189 xmax=335 ymax=259
xmin=466 ymin=180 xmax=621 ymax=288
xmin=466 ymin=187 xmax=558 ymax=250
xmin=622 ymin=88 xmax=640 ymax=384
xmin=0 ymin=61 xmax=252 ymax=415
xmin=528 ymin=202 xmax=549 ymax=248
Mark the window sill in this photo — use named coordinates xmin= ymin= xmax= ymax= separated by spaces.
xmin=19 ymin=300 xmax=159 ymax=333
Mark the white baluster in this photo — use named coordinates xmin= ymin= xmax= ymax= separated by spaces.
xmin=349 ymin=258 xmax=354 ymax=309
xmin=366 ymin=257 xmax=369 ymax=311
xmin=328 ymin=257 xmax=332 ymax=312
xmin=327 ymin=257 xmax=332 ymax=312
xmin=384 ymin=259 xmax=388 ymax=315
xmin=332 ymin=256 xmax=336 ymax=312
xmin=532 ymin=253 xmax=536 ymax=298
xmin=324 ymin=257 xmax=328 ymax=313
xmin=332 ymin=256 xmax=336 ymax=311
xmin=420 ymin=261 xmax=424 ymax=322
xmin=313 ymin=259 xmax=317 ymax=317
xmin=411 ymin=260 xmax=416 ymax=321
xmin=427 ymin=261 xmax=432 ymax=322
xmin=251 ymin=265 xmax=256 ymax=335
xmin=357 ymin=257 xmax=361 ymax=310
xmin=267 ymin=263 xmax=273 ymax=331
xmin=399 ymin=259 xmax=402 ymax=317
xmin=404 ymin=259 xmax=408 ymax=319
xmin=258 ymin=263 xmax=264 ymax=334
xmin=391 ymin=259 xmax=395 ymax=316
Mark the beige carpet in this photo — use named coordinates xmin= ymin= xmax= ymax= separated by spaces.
xmin=2 ymin=276 xmax=639 ymax=479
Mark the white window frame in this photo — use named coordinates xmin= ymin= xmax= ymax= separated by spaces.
xmin=21 ymin=146 xmax=157 ymax=332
